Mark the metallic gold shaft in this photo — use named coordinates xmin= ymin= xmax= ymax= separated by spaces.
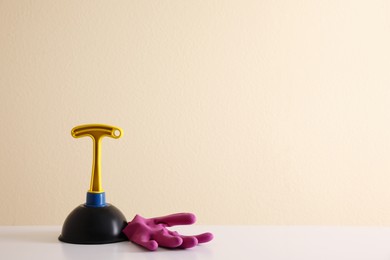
xmin=71 ymin=124 xmax=122 ymax=193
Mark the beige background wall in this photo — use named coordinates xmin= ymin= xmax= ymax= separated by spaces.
xmin=1 ymin=0 xmax=390 ymax=225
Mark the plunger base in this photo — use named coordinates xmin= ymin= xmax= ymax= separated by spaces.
xmin=59 ymin=203 xmax=128 ymax=244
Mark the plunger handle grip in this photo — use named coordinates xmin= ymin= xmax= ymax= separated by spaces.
xmin=71 ymin=124 xmax=122 ymax=193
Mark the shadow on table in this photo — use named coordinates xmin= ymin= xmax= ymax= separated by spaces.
xmin=60 ymin=240 xmax=213 ymax=260
xmin=120 ymin=242 xmax=214 ymax=259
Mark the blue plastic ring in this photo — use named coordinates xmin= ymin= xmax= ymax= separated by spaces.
xmin=85 ymin=192 xmax=106 ymax=207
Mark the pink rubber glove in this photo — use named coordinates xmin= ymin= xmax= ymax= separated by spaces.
xmin=122 ymin=213 xmax=213 ymax=251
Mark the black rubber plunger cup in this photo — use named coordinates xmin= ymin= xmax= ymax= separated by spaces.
xmin=59 ymin=124 xmax=127 ymax=244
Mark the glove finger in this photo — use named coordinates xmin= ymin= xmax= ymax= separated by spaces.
xmin=137 ymin=239 xmax=158 ymax=251
xmin=153 ymin=213 xmax=196 ymax=227
xmin=178 ymin=235 xmax=198 ymax=249
xmin=153 ymin=230 xmax=183 ymax=248
xmin=167 ymin=230 xmax=212 ymax=248
xmin=132 ymin=233 xmax=158 ymax=251
xmin=194 ymin=232 xmax=214 ymax=243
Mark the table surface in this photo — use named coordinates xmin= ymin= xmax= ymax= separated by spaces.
xmin=1 ymin=225 xmax=390 ymax=259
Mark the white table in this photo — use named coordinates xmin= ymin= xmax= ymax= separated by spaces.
xmin=1 ymin=226 xmax=389 ymax=259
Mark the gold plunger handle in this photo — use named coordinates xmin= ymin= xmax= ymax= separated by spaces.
xmin=71 ymin=124 xmax=123 ymax=193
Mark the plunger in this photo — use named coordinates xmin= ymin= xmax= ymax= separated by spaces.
xmin=59 ymin=124 xmax=128 ymax=244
